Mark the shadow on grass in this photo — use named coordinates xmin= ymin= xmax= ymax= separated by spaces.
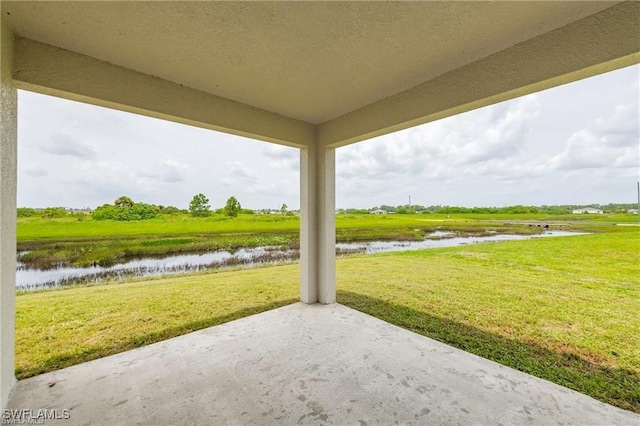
xmin=337 ymin=290 xmax=640 ymax=413
xmin=16 ymin=298 xmax=298 ymax=380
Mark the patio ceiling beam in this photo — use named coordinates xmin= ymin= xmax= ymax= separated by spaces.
xmin=318 ymin=1 xmax=640 ymax=148
xmin=12 ymin=37 xmax=315 ymax=149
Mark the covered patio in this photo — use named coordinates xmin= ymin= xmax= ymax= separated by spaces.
xmin=7 ymin=303 xmax=639 ymax=424
xmin=1 ymin=1 xmax=639 ymax=423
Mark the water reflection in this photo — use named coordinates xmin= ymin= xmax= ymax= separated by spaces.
xmin=336 ymin=230 xmax=583 ymax=254
xmin=17 ymin=247 xmax=298 ymax=291
xmin=17 ymin=230 xmax=585 ymax=291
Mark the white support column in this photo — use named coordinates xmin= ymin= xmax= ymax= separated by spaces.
xmin=300 ymin=143 xmax=335 ymax=304
xmin=0 ymin=17 xmax=17 ymax=408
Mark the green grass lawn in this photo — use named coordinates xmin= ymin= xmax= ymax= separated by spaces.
xmin=15 ymin=226 xmax=639 ymax=412
xmin=16 ymin=266 xmax=300 ymax=378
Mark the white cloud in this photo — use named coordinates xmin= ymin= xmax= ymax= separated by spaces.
xmin=228 ymin=161 xmax=257 ymax=179
xmin=263 ymin=145 xmax=299 ymax=171
xmin=337 ymin=94 xmax=539 ymax=183
xmin=218 ymin=159 xmax=298 ymax=199
xmin=139 ymin=159 xmax=191 ymax=183
xmin=21 ymin=163 xmax=49 ymax=177
xmin=41 ymin=134 xmax=98 ymax=159
xmin=455 ymin=95 xmax=539 ymax=164
xmin=219 ymin=161 xmax=257 ymax=186
xmin=546 ymin=103 xmax=639 ymax=171
xmin=74 ymin=161 xmax=142 ymax=197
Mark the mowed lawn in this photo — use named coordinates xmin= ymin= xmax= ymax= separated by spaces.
xmin=16 ymin=228 xmax=640 ymax=412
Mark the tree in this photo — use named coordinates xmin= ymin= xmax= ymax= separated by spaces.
xmin=189 ymin=193 xmax=211 ymax=217
xmin=158 ymin=205 xmax=183 ymax=215
xmin=224 ymin=196 xmax=241 ymax=217
xmin=40 ymin=207 xmax=68 ymax=218
xmin=92 ymin=200 xmax=158 ymax=221
xmin=127 ymin=202 xmax=158 ymax=220
xmin=17 ymin=207 xmax=38 ymax=218
xmin=92 ymin=204 xmax=118 ymax=220
xmin=280 ymin=203 xmax=288 ymax=215
xmin=114 ymin=196 xmax=135 ymax=209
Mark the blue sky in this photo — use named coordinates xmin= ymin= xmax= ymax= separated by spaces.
xmin=17 ymin=65 xmax=639 ymax=210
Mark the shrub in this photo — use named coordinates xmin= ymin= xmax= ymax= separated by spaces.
xmin=17 ymin=207 xmax=38 ymax=218
xmin=40 ymin=207 xmax=68 ymax=218
xmin=92 ymin=198 xmax=158 ymax=221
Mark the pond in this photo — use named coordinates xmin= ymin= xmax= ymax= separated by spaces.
xmin=336 ymin=230 xmax=583 ymax=253
xmin=16 ymin=230 xmax=585 ymax=291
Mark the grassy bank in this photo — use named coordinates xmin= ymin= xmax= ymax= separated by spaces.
xmin=18 ymin=232 xmax=300 ymax=268
xmin=16 ymin=266 xmax=299 ymax=378
xmin=16 ymin=227 xmax=639 ymax=412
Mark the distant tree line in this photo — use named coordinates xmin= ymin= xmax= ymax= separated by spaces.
xmin=338 ymin=203 xmax=638 ymax=215
xmin=91 ymin=194 xmax=251 ymax=220
xmin=18 ymin=201 xmax=637 ymax=220
xmin=17 ymin=198 xmax=188 ymax=221
xmin=18 ymin=207 xmax=58 ymax=218
xmin=17 ymin=193 xmax=254 ymax=221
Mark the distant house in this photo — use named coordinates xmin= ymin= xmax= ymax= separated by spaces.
xmin=572 ymin=207 xmax=603 ymax=214
xmin=370 ymin=209 xmax=387 ymax=215
xmin=628 ymin=209 xmax=639 ymax=214
xmin=65 ymin=207 xmax=93 ymax=214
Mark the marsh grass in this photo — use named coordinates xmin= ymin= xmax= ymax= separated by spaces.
xmin=18 ymin=212 xmax=588 ymax=268
xmin=18 ymin=232 xmax=299 ymax=269
xmin=18 ymin=212 xmax=637 ymax=241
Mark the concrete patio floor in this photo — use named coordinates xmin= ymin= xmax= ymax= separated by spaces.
xmin=7 ymin=303 xmax=639 ymax=425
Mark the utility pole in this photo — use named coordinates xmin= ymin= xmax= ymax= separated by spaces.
xmin=408 ymin=195 xmax=411 ymax=207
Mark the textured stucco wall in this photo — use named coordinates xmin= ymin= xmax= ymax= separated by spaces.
xmin=300 ymin=145 xmax=335 ymax=305
xmin=0 ymin=16 xmax=17 ymax=409
xmin=13 ymin=38 xmax=314 ymax=149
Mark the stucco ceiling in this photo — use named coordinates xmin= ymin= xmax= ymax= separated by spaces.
xmin=2 ymin=1 xmax=639 ymax=147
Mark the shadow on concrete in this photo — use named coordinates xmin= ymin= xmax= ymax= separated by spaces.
xmin=16 ymin=298 xmax=298 ymax=380
xmin=337 ymin=290 xmax=640 ymax=413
